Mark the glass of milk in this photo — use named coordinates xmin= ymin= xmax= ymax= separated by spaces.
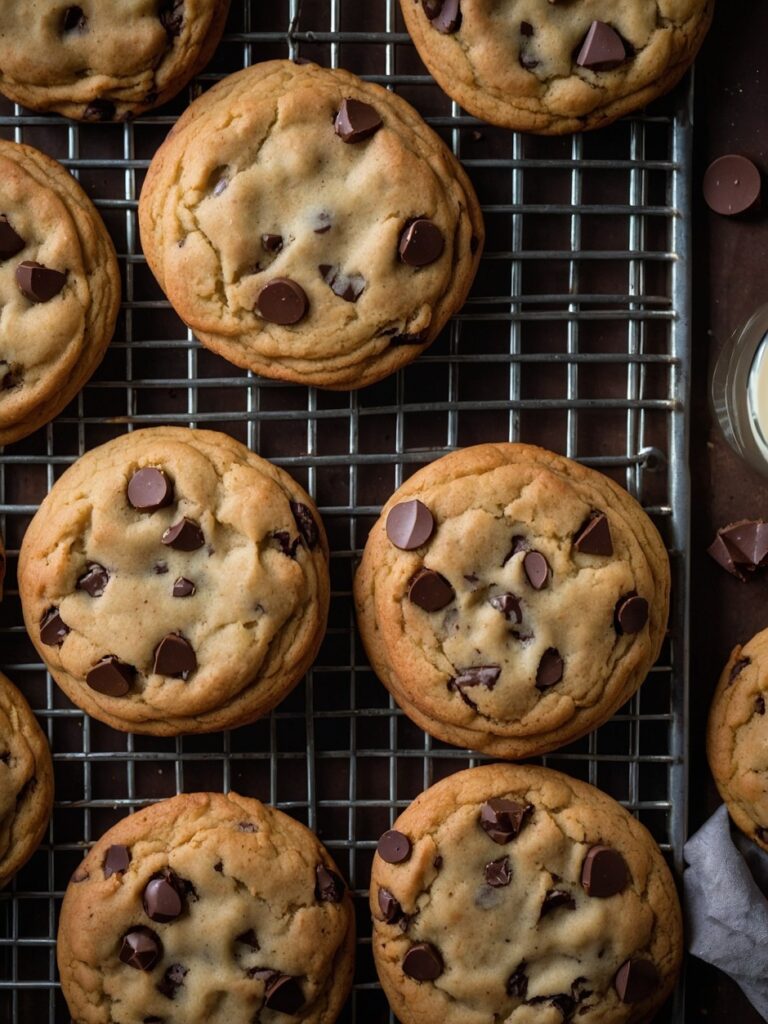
xmin=712 ymin=303 xmax=768 ymax=478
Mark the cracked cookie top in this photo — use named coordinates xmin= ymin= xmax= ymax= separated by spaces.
xmin=0 ymin=1 xmax=230 ymax=120
xmin=138 ymin=60 xmax=484 ymax=390
xmin=57 ymin=792 xmax=355 ymax=1024
xmin=18 ymin=427 xmax=329 ymax=736
xmin=354 ymin=444 xmax=670 ymax=758
xmin=0 ymin=671 xmax=54 ymax=888
xmin=371 ymin=764 xmax=682 ymax=1024
xmin=400 ymin=0 xmax=713 ymax=134
xmin=708 ymin=627 xmax=768 ymax=853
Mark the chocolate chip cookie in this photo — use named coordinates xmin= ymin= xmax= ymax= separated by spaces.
xmin=138 ymin=60 xmax=484 ymax=389
xmin=18 ymin=427 xmax=329 ymax=735
xmin=0 ymin=671 xmax=54 ymax=888
xmin=0 ymin=2 xmax=231 ymax=121
xmin=0 ymin=139 xmax=120 ymax=444
xmin=371 ymin=763 xmax=682 ymax=1024
xmin=58 ymin=791 xmax=355 ymax=1024
xmin=400 ymin=0 xmax=713 ymax=134
xmin=707 ymin=627 xmax=768 ymax=853
xmin=354 ymin=443 xmax=670 ymax=758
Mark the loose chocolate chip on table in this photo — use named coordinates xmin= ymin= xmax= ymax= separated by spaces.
xmin=399 ymin=219 xmax=445 ymax=267
xmin=128 ymin=467 xmax=173 ymax=511
xmin=40 ymin=607 xmax=69 ymax=646
xmin=262 ymin=233 xmax=283 ymax=253
xmin=162 ymin=517 xmax=205 ymax=551
xmin=143 ymin=871 xmax=184 ymax=923
xmin=119 ymin=927 xmax=163 ymax=971
xmin=172 ymin=577 xmax=196 ymax=598
xmin=489 ymin=593 xmax=522 ymax=623
xmin=315 ymin=864 xmax=345 ymax=903
xmin=422 ymin=0 xmax=461 ymax=34
xmin=480 ymin=798 xmax=533 ymax=844
xmin=386 ymin=499 xmax=435 ymax=550
xmin=757 ymin=695 xmax=766 ymax=715
xmin=159 ymin=0 xmax=184 ymax=37
xmin=319 ymin=264 xmax=366 ymax=302
xmin=409 ymin=568 xmax=455 ymax=611
xmin=377 ymin=829 xmax=411 ymax=864
xmin=334 ymin=98 xmax=383 ymax=143
xmin=83 ymin=99 xmax=116 ymax=121
xmin=86 ymin=656 xmax=134 ymax=696
xmin=16 ymin=261 xmax=66 ymax=302
xmin=157 ymin=962 xmax=188 ymax=999
xmin=581 ymin=845 xmax=629 ymax=897
xmin=378 ymin=887 xmax=404 ymax=923
xmin=574 ymin=511 xmax=613 ymax=556
xmin=523 ymin=550 xmax=550 ymax=590
xmin=540 ymin=888 xmax=576 ymax=917
xmin=62 ymin=6 xmax=87 ymax=31
xmin=452 ymin=665 xmax=501 ymax=691
xmin=257 ymin=278 xmax=308 ymax=325
xmin=104 ymin=844 xmax=131 ymax=879
xmin=703 ymin=155 xmax=762 ymax=216
xmin=290 ymin=501 xmax=319 ymax=548
xmin=536 ymin=648 xmax=564 ymax=690
xmin=614 ymin=958 xmax=660 ymax=1003
xmin=507 ymin=961 xmax=528 ymax=999
xmin=77 ymin=563 xmax=110 ymax=598
xmin=503 ymin=535 xmax=528 ymax=565
xmin=403 ymin=942 xmax=444 ymax=981
xmin=576 ymin=21 xmax=627 ymax=71
xmin=0 ymin=215 xmax=25 ymax=260
xmin=614 ymin=594 xmax=648 ymax=635
xmin=264 ymin=974 xmax=304 ymax=1014
xmin=484 ymin=856 xmax=512 ymax=888
xmin=154 ymin=633 xmax=197 ymax=679
xmin=710 ymin=520 xmax=768 ymax=578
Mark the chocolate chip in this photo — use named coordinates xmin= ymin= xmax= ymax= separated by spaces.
xmin=40 ymin=607 xmax=69 ymax=646
xmin=403 ymin=942 xmax=444 ymax=981
xmin=574 ymin=511 xmax=613 ymax=556
xmin=520 ymin=20 xmax=534 ymax=36
xmin=212 ymin=173 xmax=230 ymax=197
xmin=489 ymin=593 xmax=522 ymax=623
xmin=523 ymin=551 xmax=550 ymax=590
xmin=728 ymin=657 xmax=750 ymax=683
xmin=0 ymin=215 xmax=25 ymax=260
xmin=16 ymin=261 xmax=66 ymax=302
xmin=422 ymin=0 xmax=461 ymax=34
xmin=128 ymin=468 xmax=173 ymax=512
xmin=119 ymin=928 xmax=163 ymax=971
xmin=503 ymin=535 xmax=528 ymax=565
xmin=536 ymin=648 xmax=564 ymax=690
xmin=757 ymin=826 xmax=768 ymax=844
xmin=319 ymin=264 xmax=366 ymax=302
xmin=264 ymin=974 xmax=304 ymax=1014
xmin=159 ymin=0 xmax=184 ymax=37
xmin=576 ymin=21 xmax=627 ymax=71
xmin=452 ymin=665 xmax=501 ymax=690
xmin=389 ymin=332 xmax=426 ymax=347
xmin=378 ymin=887 xmax=403 ymax=923
xmin=273 ymin=531 xmax=300 ymax=558
xmin=720 ymin=520 xmax=768 ymax=567
xmin=386 ymin=499 xmax=435 ymax=550
xmin=408 ymin=568 xmax=455 ymax=611
xmin=399 ymin=219 xmax=445 ymax=267
xmin=257 ymin=278 xmax=308 ymax=325
xmin=157 ymin=962 xmax=187 ymax=999
xmin=707 ymin=533 xmax=748 ymax=580
xmin=540 ymin=888 xmax=576 ymax=917
xmin=704 ymin=155 xmax=762 ymax=217
xmin=154 ymin=562 xmax=169 ymax=575
xmin=237 ymin=928 xmax=260 ymax=949
xmin=581 ymin=845 xmax=629 ymax=897
xmin=153 ymin=633 xmax=197 ymax=679
xmin=484 ymin=856 xmax=512 ymax=888
xmin=168 ymin=579 xmax=194 ymax=601
xmin=238 ymin=822 xmax=258 ymax=833
xmin=262 ymin=233 xmax=283 ymax=253
xmin=290 ymin=502 xmax=319 ymax=549
xmin=315 ymin=864 xmax=345 ymax=903
xmin=614 ymin=594 xmax=648 ymax=635
xmin=507 ymin=962 xmax=528 ymax=999
xmin=143 ymin=871 xmax=184 ymax=923
xmin=86 ymin=657 xmax=134 ymax=697
xmin=162 ymin=518 xmax=205 ymax=551
xmin=377 ymin=829 xmax=411 ymax=864
xmin=528 ymin=994 xmax=576 ymax=1017
xmin=757 ymin=695 xmax=766 ymax=715
xmin=77 ymin=563 xmax=110 ymax=598
xmin=479 ymin=798 xmax=533 ymax=844
xmin=614 ymin=959 xmax=660 ymax=1003
xmin=62 ymin=6 xmax=87 ymax=31
xmin=104 ymin=844 xmax=131 ymax=879
xmin=83 ymin=99 xmax=116 ymax=121
xmin=433 ymin=855 xmax=443 ymax=870
xmin=334 ymin=98 xmax=383 ymax=143
xmin=519 ymin=53 xmax=540 ymax=70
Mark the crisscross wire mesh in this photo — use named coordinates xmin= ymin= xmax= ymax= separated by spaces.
xmin=0 ymin=2 xmax=690 ymax=1021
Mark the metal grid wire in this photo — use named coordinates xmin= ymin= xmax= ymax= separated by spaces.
xmin=0 ymin=2 xmax=691 ymax=1022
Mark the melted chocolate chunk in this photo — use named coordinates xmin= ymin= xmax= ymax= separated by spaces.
xmin=86 ymin=656 xmax=134 ymax=697
xmin=159 ymin=0 xmax=184 ymax=37
xmin=40 ymin=607 xmax=69 ymax=646
xmin=334 ymin=98 xmax=383 ymax=143
xmin=377 ymin=829 xmax=411 ymax=864
xmin=273 ymin=531 xmax=300 ymax=558
xmin=157 ymin=962 xmax=188 ymax=999
xmin=386 ymin=499 xmax=435 ymax=550
xmin=581 ymin=845 xmax=629 ymax=897
xmin=757 ymin=695 xmax=766 ymax=715
xmin=479 ymin=798 xmax=533 ymax=844
xmin=262 ymin=233 xmax=283 ymax=253
xmin=128 ymin=467 xmax=173 ymax=512
xmin=399 ymin=219 xmax=445 ymax=267
xmin=0 ymin=215 xmax=25 ymax=260
xmin=536 ymin=648 xmax=564 ymax=690
xmin=257 ymin=278 xmax=308 ymax=325
xmin=489 ymin=593 xmax=522 ymax=623
xmin=614 ymin=959 xmax=660 ymax=1003
xmin=730 ymin=657 xmax=750 ymax=683
xmin=237 ymin=928 xmax=260 ymax=949
xmin=83 ymin=99 xmax=116 ymax=121
xmin=574 ymin=511 xmax=613 ymax=556
xmin=16 ymin=261 xmax=66 ymax=302
xmin=143 ymin=870 xmax=185 ymax=923
xmin=503 ymin=535 xmax=528 ymax=565
xmin=103 ymin=844 xmax=131 ymax=879
xmin=452 ymin=665 xmax=501 ymax=691
xmin=403 ymin=942 xmax=444 ymax=981
xmin=264 ymin=974 xmax=304 ymax=1014
xmin=319 ymin=263 xmax=366 ymax=302
xmin=153 ymin=634 xmax=197 ymax=680
xmin=290 ymin=502 xmax=319 ymax=549
xmin=77 ymin=563 xmax=110 ymax=597
xmin=422 ymin=0 xmax=462 ymax=34
xmin=315 ymin=864 xmax=345 ymax=903
xmin=484 ymin=856 xmax=512 ymax=888
xmin=507 ymin=961 xmax=528 ymax=999
xmin=523 ymin=550 xmax=550 ymax=590
xmin=540 ymin=888 xmax=576 ymax=917
xmin=378 ymin=887 xmax=404 ymax=923
xmin=62 ymin=6 xmax=87 ymax=31
xmin=409 ymin=568 xmax=455 ymax=612
xmin=172 ymin=577 xmax=195 ymax=598
xmin=576 ymin=21 xmax=627 ymax=72
xmin=162 ymin=518 xmax=204 ymax=551
xmin=614 ymin=593 xmax=648 ymax=635
xmin=119 ymin=928 xmax=163 ymax=971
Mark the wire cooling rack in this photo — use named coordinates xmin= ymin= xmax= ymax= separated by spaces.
xmin=0 ymin=2 xmax=692 ymax=1022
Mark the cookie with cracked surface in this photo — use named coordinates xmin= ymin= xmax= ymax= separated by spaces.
xmin=0 ymin=139 xmax=120 ymax=445
xmin=138 ymin=59 xmax=484 ymax=389
xmin=400 ymin=0 xmax=713 ymax=134
xmin=707 ymin=627 xmax=768 ymax=853
xmin=371 ymin=763 xmax=681 ymax=1024
xmin=0 ymin=1 xmax=231 ymax=121
xmin=18 ymin=427 xmax=329 ymax=735
xmin=58 ymin=791 xmax=355 ymax=1024
xmin=0 ymin=671 xmax=54 ymax=888
xmin=354 ymin=443 xmax=669 ymax=758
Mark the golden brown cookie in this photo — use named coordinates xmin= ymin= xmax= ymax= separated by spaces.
xmin=0 ymin=671 xmax=54 ymax=888
xmin=400 ymin=0 xmax=713 ymax=134
xmin=138 ymin=60 xmax=484 ymax=389
xmin=354 ymin=443 xmax=670 ymax=758
xmin=19 ymin=427 xmax=329 ymax=735
xmin=0 ymin=1 xmax=231 ymax=121
xmin=371 ymin=763 xmax=682 ymax=1024
xmin=58 ymin=792 xmax=355 ymax=1024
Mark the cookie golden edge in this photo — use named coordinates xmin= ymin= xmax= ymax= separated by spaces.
xmin=18 ymin=427 xmax=331 ymax=736
xmin=354 ymin=442 xmax=671 ymax=759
